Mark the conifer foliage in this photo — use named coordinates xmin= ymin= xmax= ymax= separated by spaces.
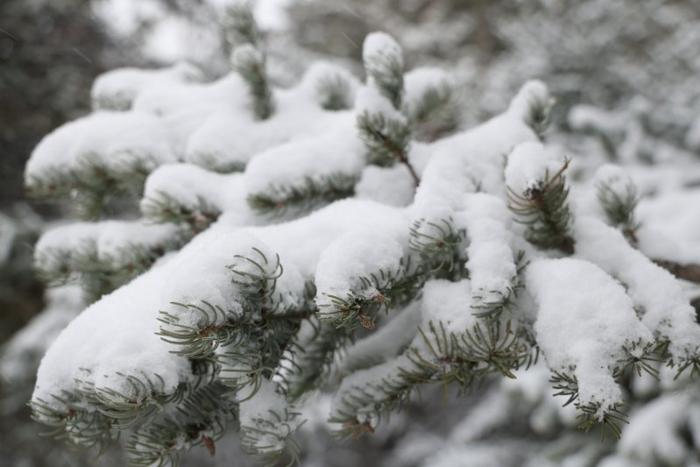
xmin=23 ymin=3 xmax=700 ymax=466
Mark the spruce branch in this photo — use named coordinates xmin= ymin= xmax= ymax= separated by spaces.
xmin=507 ymin=159 xmax=574 ymax=253
xmin=275 ymin=317 xmax=348 ymax=400
xmin=321 ymin=255 xmax=427 ymax=330
xmin=239 ymin=407 xmax=304 ymax=464
xmin=247 ymin=173 xmax=357 ymax=218
xmin=471 ymin=251 xmax=528 ymax=322
xmin=596 ymin=176 xmax=640 ymax=244
xmin=406 ymin=80 xmax=460 ymax=142
xmin=409 ymin=217 xmax=467 ymax=280
xmin=317 ymin=73 xmax=355 ymax=111
xmin=223 ymin=0 xmax=260 ymax=49
xmin=357 ymin=110 xmax=419 ymax=185
xmin=232 ymin=45 xmax=275 ymax=120
xmin=362 ymin=33 xmax=405 ymax=109
xmin=141 ymin=191 xmax=221 ymax=233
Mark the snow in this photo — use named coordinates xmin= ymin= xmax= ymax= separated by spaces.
xmin=33 ymin=254 xmax=191 ymax=411
xmin=355 ymin=165 xmax=416 ymax=207
xmin=505 ymin=141 xmax=566 ymax=196
xmin=574 ymin=216 xmax=700 ymax=359
xmin=28 ymin=35 xmax=700 ymax=464
xmin=505 ymin=80 xmax=551 ymax=128
xmin=594 ymin=164 xmax=635 ymax=197
xmin=411 ymin=80 xmax=545 ymax=231
xmin=186 ymin=69 xmax=356 ymax=172
xmin=35 ymin=220 xmax=183 ymax=276
xmin=421 ymin=279 xmax=476 ymax=334
xmin=25 ymin=111 xmax=177 ymax=191
xmin=243 ymin=120 xmax=364 ymax=202
xmin=91 ymin=62 xmax=202 ymax=110
xmin=636 ymin=189 xmax=700 ymax=264
xmin=362 ymin=32 xmax=404 ymax=71
xmin=314 ymin=214 xmax=410 ymax=312
xmin=31 ymin=199 xmax=407 ymax=414
xmin=159 ymin=229 xmax=307 ymax=327
xmin=300 ymin=62 xmax=360 ymax=109
xmin=141 ymin=163 xmax=249 ymax=219
xmin=457 ymin=193 xmax=517 ymax=310
xmin=355 ymin=85 xmax=405 ymax=121
xmin=527 ymin=257 xmax=653 ymax=411
xmin=403 ymin=67 xmax=453 ymax=111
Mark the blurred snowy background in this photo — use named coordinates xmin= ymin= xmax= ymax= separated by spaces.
xmin=2 ymin=0 xmax=700 ymax=466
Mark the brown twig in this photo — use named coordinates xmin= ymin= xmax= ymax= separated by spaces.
xmin=653 ymin=259 xmax=700 ymax=284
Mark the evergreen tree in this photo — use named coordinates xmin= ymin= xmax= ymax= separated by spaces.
xmin=9 ymin=3 xmax=700 ymax=466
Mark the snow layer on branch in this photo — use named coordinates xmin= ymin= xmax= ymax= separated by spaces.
xmin=33 ymin=255 xmax=191 ymax=409
xmin=298 ymin=62 xmax=360 ymax=109
xmin=159 ymin=230 xmax=306 ymax=326
xmin=636 ymin=189 xmax=700 ymax=264
xmin=141 ymin=199 xmax=405 ymax=332
xmin=355 ymin=164 xmax=417 ymax=207
xmin=91 ymin=62 xmax=202 ymax=111
xmin=362 ymin=32 xmax=403 ymax=76
xmin=133 ymin=74 xmax=249 ymax=153
xmin=574 ymin=216 xmax=700 ymax=358
xmin=33 ymin=200 xmax=403 ymax=412
xmin=363 ymin=32 xmax=402 ymax=63
xmin=404 ymin=67 xmax=452 ymax=109
xmin=133 ymin=73 xmax=246 ymax=119
xmin=527 ymin=258 xmax=653 ymax=411
xmin=243 ymin=120 xmax=364 ymax=199
xmin=35 ymin=220 xmax=183 ymax=274
xmin=594 ymin=164 xmax=633 ymax=193
xmin=576 ymin=163 xmax=637 ymax=221
xmin=457 ymin=193 xmax=516 ymax=308
xmin=411 ymin=81 xmax=547 ymax=225
xmin=25 ymin=112 xmax=177 ymax=190
xmin=186 ymin=67 xmax=357 ymax=172
xmin=421 ymin=279 xmax=476 ymax=334
xmin=142 ymin=163 xmax=249 ymax=219
xmin=618 ymin=391 xmax=692 ymax=464
xmin=355 ymin=85 xmax=405 ymax=122
xmin=314 ymin=216 xmax=410 ymax=311
xmin=505 ymin=141 xmax=566 ymax=196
